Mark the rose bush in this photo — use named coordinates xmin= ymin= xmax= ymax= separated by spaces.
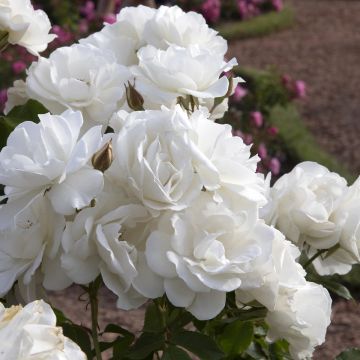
xmin=0 ymin=3 xmax=358 ymax=360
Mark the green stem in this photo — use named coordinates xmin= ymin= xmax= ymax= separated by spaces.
xmin=0 ymin=31 xmax=9 ymax=53
xmin=89 ymin=282 xmax=102 ymax=360
xmin=303 ymin=249 xmax=327 ymax=270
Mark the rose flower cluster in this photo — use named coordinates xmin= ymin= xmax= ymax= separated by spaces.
xmin=1 ymin=3 xmax=359 ymax=359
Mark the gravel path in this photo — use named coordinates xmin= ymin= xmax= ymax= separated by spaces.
xmin=228 ymin=0 xmax=360 ymax=176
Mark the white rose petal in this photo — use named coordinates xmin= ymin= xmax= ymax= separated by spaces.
xmin=0 ymin=0 xmax=56 ymax=55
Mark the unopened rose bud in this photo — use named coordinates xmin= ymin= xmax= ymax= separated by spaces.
xmin=125 ymin=81 xmax=144 ymax=111
xmin=92 ymin=140 xmax=113 ymax=173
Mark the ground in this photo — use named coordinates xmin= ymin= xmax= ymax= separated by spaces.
xmin=50 ymin=1 xmax=360 ymax=358
xmin=228 ymin=0 xmax=360 ymax=175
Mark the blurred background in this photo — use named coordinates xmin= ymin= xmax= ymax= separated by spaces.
xmin=1 ymin=0 xmax=360 ymax=358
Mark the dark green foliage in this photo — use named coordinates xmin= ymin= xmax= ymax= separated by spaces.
xmin=217 ymin=7 xmax=295 ymax=40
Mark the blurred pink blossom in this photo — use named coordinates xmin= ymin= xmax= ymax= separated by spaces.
xmin=250 ymin=111 xmax=263 ymax=128
xmin=269 ymin=157 xmax=281 ymax=175
xmin=268 ymin=126 xmax=279 ymax=136
xmin=52 ymin=25 xmax=73 ymax=44
xmin=103 ymin=14 xmax=116 ymax=24
xmin=233 ymin=85 xmax=247 ymax=102
xmin=201 ymin=0 xmax=221 ymax=23
xmin=243 ymin=133 xmax=253 ymax=145
xmin=233 ymin=129 xmax=243 ymax=137
xmin=80 ymin=1 xmax=96 ymax=21
xmin=258 ymin=143 xmax=267 ymax=159
xmin=12 ymin=61 xmax=26 ymax=74
xmin=272 ymin=0 xmax=283 ymax=11
xmin=294 ymin=80 xmax=307 ymax=99
xmin=79 ymin=19 xmax=89 ymax=34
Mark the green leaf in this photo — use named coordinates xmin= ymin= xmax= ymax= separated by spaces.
xmin=308 ymin=274 xmax=353 ymax=300
xmin=336 ymin=348 xmax=360 ymax=359
xmin=143 ymin=303 xmax=165 ymax=333
xmin=103 ymin=324 xmax=134 ymax=340
xmin=112 ymin=336 xmax=134 ymax=359
xmin=127 ymin=332 xmax=165 ymax=359
xmin=218 ymin=320 xmax=254 ymax=355
xmin=269 ymin=340 xmax=291 ymax=360
xmin=162 ymin=346 xmax=192 ymax=360
xmin=0 ymin=100 xmax=48 ymax=149
xmin=170 ymin=331 xmax=224 ymax=360
xmin=61 ymin=323 xmax=92 ymax=359
xmin=6 ymin=99 xmax=48 ymax=122
xmin=53 ymin=307 xmax=72 ymax=326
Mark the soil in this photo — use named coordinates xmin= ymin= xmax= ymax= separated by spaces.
xmin=228 ymin=0 xmax=360 ymax=176
xmin=48 ymin=1 xmax=360 ymax=359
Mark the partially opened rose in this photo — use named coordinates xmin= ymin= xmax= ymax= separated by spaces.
xmin=0 ymin=0 xmax=55 ymax=55
xmin=25 ymin=43 xmax=131 ymax=129
xmin=0 ymin=300 xmax=86 ymax=359
xmin=0 ymin=110 xmax=104 ymax=219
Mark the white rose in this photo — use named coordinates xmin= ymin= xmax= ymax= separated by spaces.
xmin=236 ymin=229 xmax=306 ymax=311
xmin=312 ymin=176 xmax=360 ymax=275
xmin=0 ymin=110 xmax=104 ymax=220
xmin=3 ymin=80 xmax=28 ymax=115
xmin=112 ymin=106 xmax=203 ymax=212
xmin=145 ymin=192 xmax=274 ymax=320
xmin=143 ymin=5 xmax=227 ymax=56
xmin=0 ymin=195 xmax=71 ymax=298
xmin=266 ymin=282 xmax=331 ymax=360
xmin=0 ymin=300 xmax=86 ymax=359
xmin=116 ymin=5 xmax=156 ymax=47
xmin=0 ymin=0 xmax=55 ymax=55
xmin=134 ymin=44 xmax=237 ymax=109
xmin=268 ymin=162 xmax=347 ymax=250
xmin=80 ymin=22 xmax=138 ymax=66
xmin=26 ymin=43 xmax=131 ymax=129
xmin=62 ymin=182 xmax=163 ymax=309
xmin=189 ymin=109 xmax=266 ymax=206
xmin=80 ymin=5 xmax=156 ymax=66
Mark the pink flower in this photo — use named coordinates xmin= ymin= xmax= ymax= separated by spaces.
xmin=243 ymin=133 xmax=253 ymax=145
xmin=250 ymin=111 xmax=263 ymax=128
xmin=201 ymin=0 xmax=221 ymax=23
xmin=269 ymin=157 xmax=281 ymax=175
xmin=232 ymin=129 xmax=243 ymax=138
xmin=80 ymin=1 xmax=96 ymax=21
xmin=78 ymin=19 xmax=89 ymax=34
xmin=52 ymin=26 xmax=73 ymax=44
xmin=12 ymin=60 xmax=27 ymax=74
xmin=294 ymin=80 xmax=307 ymax=99
xmin=103 ymin=14 xmax=116 ymax=24
xmin=233 ymin=85 xmax=247 ymax=102
xmin=267 ymin=126 xmax=279 ymax=136
xmin=272 ymin=0 xmax=283 ymax=11
xmin=258 ymin=143 xmax=267 ymax=159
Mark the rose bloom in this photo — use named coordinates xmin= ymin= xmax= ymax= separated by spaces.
xmin=61 ymin=180 xmax=163 ymax=310
xmin=143 ymin=5 xmax=226 ymax=56
xmin=0 ymin=110 xmax=104 ymax=219
xmin=0 ymin=0 xmax=56 ymax=55
xmin=267 ymin=162 xmax=347 ymax=251
xmin=0 ymin=195 xmax=71 ymax=299
xmin=145 ymin=192 xmax=274 ymax=320
xmin=134 ymin=44 xmax=238 ymax=109
xmin=0 ymin=300 xmax=86 ymax=359
xmin=25 ymin=43 xmax=131 ymax=129
xmin=236 ymin=229 xmax=331 ymax=359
